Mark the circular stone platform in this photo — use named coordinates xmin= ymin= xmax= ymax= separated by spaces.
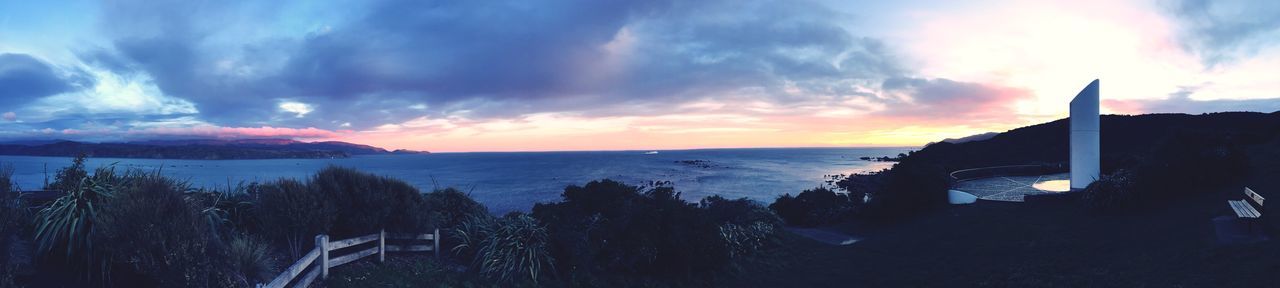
xmin=951 ymin=173 xmax=1070 ymax=202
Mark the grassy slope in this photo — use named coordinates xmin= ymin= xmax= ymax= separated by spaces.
xmin=721 ymin=148 xmax=1280 ymax=287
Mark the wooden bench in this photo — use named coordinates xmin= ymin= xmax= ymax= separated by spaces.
xmin=1228 ymin=187 xmax=1265 ymax=231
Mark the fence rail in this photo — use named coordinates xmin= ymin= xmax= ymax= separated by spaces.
xmin=257 ymin=229 xmax=440 ymax=288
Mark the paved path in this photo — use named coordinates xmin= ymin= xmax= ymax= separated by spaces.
xmin=951 ymin=173 xmax=1069 ymax=202
xmin=786 ymin=227 xmax=861 ymax=245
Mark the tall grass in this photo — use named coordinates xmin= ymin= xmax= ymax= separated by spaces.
xmin=96 ymin=170 xmax=238 ymax=287
xmin=454 ymin=214 xmax=554 ymax=285
xmin=253 ymin=178 xmax=331 ymax=259
xmin=310 ymin=166 xmax=432 ymax=237
xmin=226 ymin=234 xmax=276 ymax=286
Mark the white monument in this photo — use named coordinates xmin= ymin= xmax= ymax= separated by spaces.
xmin=1069 ymin=79 xmax=1100 ymax=190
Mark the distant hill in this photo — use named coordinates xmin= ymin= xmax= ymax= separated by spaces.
xmin=935 ymin=132 xmax=1000 ymax=144
xmin=0 ymin=139 xmax=428 ymax=160
xmin=905 ymin=111 xmax=1280 ymax=171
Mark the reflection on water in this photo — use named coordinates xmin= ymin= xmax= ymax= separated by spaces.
xmin=1032 ymin=180 xmax=1071 ymax=192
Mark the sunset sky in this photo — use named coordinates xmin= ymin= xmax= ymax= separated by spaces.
xmin=1 ymin=0 xmax=1279 ymax=152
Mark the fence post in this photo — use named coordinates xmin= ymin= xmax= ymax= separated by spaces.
xmin=379 ymin=229 xmax=386 ymax=263
xmin=433 ymin=228 xmax=440 ymax=258
xmin=317 ymin=234 xmax=329 ymax=279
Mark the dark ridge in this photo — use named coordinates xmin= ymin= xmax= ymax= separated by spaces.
xmin=906 ymin=111 xmax=1280 ymax=171
xmin=0 ymin=139 xmax=430 ymax=160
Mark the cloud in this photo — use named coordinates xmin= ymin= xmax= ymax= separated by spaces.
xmin=1164 ymin=0 xmax=1280 ymax=66
xmin=32 ymin=125 xmax=342 ymax=141
xmin=1104 ymin=85 xmax=1280 ymax=114
xmin=2 ymin=112 xmax=15 ymax=121
xmin=278 ymin=101 xmax=313 ymax=118
xmin=878 ymin=77 xmax=1033 ymax=123
xmin=125 ymin=125 xmax=343 ymax=139
xmin=2 ymin=0 xmax=1053 ymax=146
xmin=83 ymin=0 xmax=927 ymax=130
xmin=0 ymin=53 xmax=87 ymax=110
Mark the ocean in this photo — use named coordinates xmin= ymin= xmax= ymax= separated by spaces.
xmin=0 ymin=147 xmax=911 ymax=214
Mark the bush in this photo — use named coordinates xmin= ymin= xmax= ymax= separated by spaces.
xmin=531 ymin=180 xmax=734 ymax=280
xmin=97 ymin=171 xmax=236 ymax=288
xmin=310 ymin=166 xmax=429 ymax=237
xmin=253 ymin=178 xmax=332 ymax=259
xmin=1134 ymin=131 xmax=1250 ymax=195
xmin=449 ymin=215 xmax=492 ymax=266
xmin=702 ymin=195 xmax=782 ymax=227
xmin=0 ymin=163 xmax=32 ymax=277
xmin=219 ymin=189 xmax=258 ymax=234
xmin=33 ymin=164 xmax=117 ymax=278
xmin=718 ymin=221 xmax=776 ymax=259
xmin=768 ymin=188 xmax=850 ymax=227
xmin=701 ymin=196 xmax=780 ymax=258
xmin=225 ymin=234 xmax=276 ymax=286
xmin=779 ymin=160 xmax=949 ymax=224
xmin=423 ymin=188 xmax=491 ymax=231
xmin=45 ymin=155 xmax=88 ymax=192
xmin=872 ymin=160 xmax=949 ymax=216
xmin=0 ymin=163 xmax=13 ymax=195
xmin=1080 ymin=170 xmax=1139 ymax=211
xmin=455 ymin=213 xmax=554 ymax=284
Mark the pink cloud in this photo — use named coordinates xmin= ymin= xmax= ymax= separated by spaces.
xmin=1 ymin=112 xmax=14 ymax=121
xmin=1101 ymin=99 xmax=1144 ymax=115
xmin=878 ymin=77 xmax=1034 ymax=125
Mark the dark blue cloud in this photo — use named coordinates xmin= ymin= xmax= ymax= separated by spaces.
xmin=1165 ymin=0 xmax=1280 ymax=66
xmin=0 ymin=54 xmax=87 ymax=110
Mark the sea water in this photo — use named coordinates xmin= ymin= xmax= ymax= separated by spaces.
xmin=0 ymin=147 xmax=911 ymax=214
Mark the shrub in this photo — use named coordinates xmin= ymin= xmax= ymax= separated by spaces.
xmin=702 ymin=195 xmax=781 ymax=227
xmin=702 ymin=196 xmax=780 ymax=258
xmin=531 ymin=180 xmax=731 ymax=279
xmin=718 ymin=221 xmax=776 ymax=259
xmin=423 ymin=188 xmax=489 ymax=231
xmin=873 ymin=160 xmax=949 ymax=216
xmin=0 ymin=163 xmax=32 ymax=273
xmin=219 ymin=189 xmax=258 ymax=234
xmin=768 ymin=188 xmax=850 ymax=227
xmin=455 ymin=213 xmax=554 ymax=284
xmin=253 ymin=178 xmax=332 ymax=259
xmin=97 ymin=171 xmax=236 ymax=288
xmin=1135 ymin=131 xmax=1250 ymax=194
xmin=33 ymin=164 xmax=117 ymax=278
xmin=449 ymin=215 xmax=494 ymax=265
xmin=225 ymin=234 xmax=276 ymax=286
xmin=0 ymin=163 xmax=13 ymax=195
xmin=45 ymin=155 xmax=88 ymax=192
xmin=310 ymin=166 xmax=430 ymax=237
xmin=1080 ymin=170 xmax=1138 ymax=211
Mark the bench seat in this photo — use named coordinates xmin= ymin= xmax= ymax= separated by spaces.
xmin=1229 ymin=199 xmax=1261 ymax=219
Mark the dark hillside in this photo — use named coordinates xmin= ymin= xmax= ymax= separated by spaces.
xmin=908 ymin=112 xmax=1280 ymax=171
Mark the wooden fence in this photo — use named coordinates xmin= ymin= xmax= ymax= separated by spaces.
xmin=257 ymin=229 xmax=440 ymax=288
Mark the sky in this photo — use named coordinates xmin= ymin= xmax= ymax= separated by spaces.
xmin=1 ymin=0 xmax=1278 ymax=152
